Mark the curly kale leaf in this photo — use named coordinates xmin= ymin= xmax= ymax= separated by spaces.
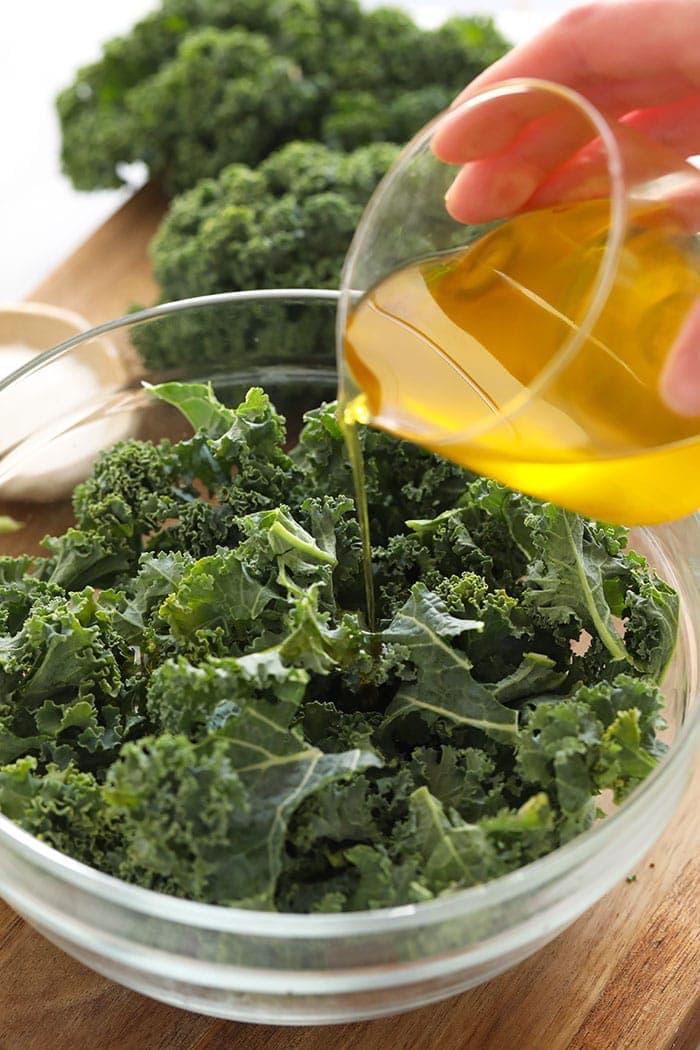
xmin=278 ymin=586 xmax=364 ymax=676
xmin=400 ymin=786 xmax=555 ymax=893
xmin=0 ymin=757 xmax=122 ymax=869
xmin=291 ymin=401 xmax=474 ymax=547
xmin=292 ymin=786 xmax=554 ymax=911
xmin=76 ymin=385 xmax=299 ymax=564
xmin=105 ymin=734 xmax=251 ymax=899
xmin=379 ymin=584 xmax=518 ymax=747
xmin=155 ymin=383 xmax=295 ymax=495
xmin=106 ymin=720 xmax=379 ymax=907
xmin=0 ymin=590 xmax=137 ymax=770
xmin=157 ymin=546 xmax=277 ymax=659
xmin=409 ymin=745 xmax=508 ymax=822
xmin=322 ymin=85 xmax=454 ymax=152
xmin=429 ymin=571 xmax=533 ymax=681
xmin=44 ymin=439 xmax=182 ymax=590
xmin=73 ymin=438 xmax=179 ymax=533
xmin=126 ymin=27 xmax=326 ymax=188
xmin=100 ymin=550 xmax=193 ymax=647
xmin=374 ymin=506 xmax=511 ymax=618
xmin=146 ymin=650 xmax=308 ymax=738
xmin=152 ymin=498 xmax=364 ymax=669
xmin=521 ymin=506 xmax=630 ymax=663
xmin=516 ymin=673 xmax=666 ymax=839
xmin=43 ymin=501 xmax=139 ymax=592
xmin=299 ymin=495 xmax=364 ymax=612
xmin=519 ymin=508 xmax=679 ymax=682
xmin=0 ymin=556 xmax=64 ymax=636
xmin=236 ymin=505 xmax=335 ymax=589
xmin=620 ymin=554 xmax=679 ymax=681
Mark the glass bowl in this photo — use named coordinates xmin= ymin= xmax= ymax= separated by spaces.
xmin=0 ymin=291 xmax=697 ymax=1025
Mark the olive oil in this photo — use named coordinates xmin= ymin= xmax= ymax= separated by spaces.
xmin=341 ymin=199 xmax=700 ymax=525
xmin=339 ymin=415 xmax=376 ymax=630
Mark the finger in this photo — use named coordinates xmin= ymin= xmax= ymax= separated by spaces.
xmin=445 ymin=117 xmax=700 ymax=227
xmin=529 ymin=122 xmax=700 ymax=220
xmin=660 ymin=297 xmax=700 ymax=416
xmin=445 ymin=158 xmax=542 ymax=224
xmin=622 ymin=94 xmax=700 ymax=154
xmin=451 ymin=0 xmax=700 ymax=113
xmin=528 ymin=124 xmax=666 ymax=202
xmin=442 ymin=106 xmax=601 ymax=223
xmin=432 ymin=91 xmax=567 ymax=164
xmin=434 ymin=85 xmax=700 ymax=175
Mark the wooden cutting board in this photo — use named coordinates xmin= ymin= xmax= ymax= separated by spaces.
xmin=1 ymin=184 xmax=698 ymax=1050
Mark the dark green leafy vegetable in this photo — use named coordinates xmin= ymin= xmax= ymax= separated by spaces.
xmin=56 ymin=3 xmax=510 ymax=378
xmin=378 ymin=584 xmax=519 ymax=746
xmin=131 ymin=141 xmax=398 ymax=370
xmin=0 ymin=382 xmax=675 ymax=911
xmin=56 ymin=0 xmax=508 ymax=194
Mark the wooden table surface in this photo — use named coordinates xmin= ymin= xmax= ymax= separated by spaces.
xmin=1 ymin=184 xmax=698 ymax=1050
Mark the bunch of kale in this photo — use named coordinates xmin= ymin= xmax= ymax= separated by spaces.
xmin=132 ymin=141 xmax=399 ymax=370
xmin=57 ymin=0 xmax=507 ymax=194
xmin=0 ymin=383 xmax=677 ymax=911
xmin=56 ymin=0 xmax=509 ymax=371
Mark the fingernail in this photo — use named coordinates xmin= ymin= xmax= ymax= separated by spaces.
xmin=444 ymin=181 xmax=468 ymax=222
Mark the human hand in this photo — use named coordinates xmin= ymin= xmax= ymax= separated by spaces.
xmin=431 ymin=0 xmax=700 ymax=415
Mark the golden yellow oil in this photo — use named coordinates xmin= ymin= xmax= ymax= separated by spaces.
xmin=338 ymin=415 xmax=376 ymax=630
xmin=342 ymin=199 xmax=700 ymax=525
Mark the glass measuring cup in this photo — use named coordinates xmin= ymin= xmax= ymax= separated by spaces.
xmin=337 ymin=78 xmax=700 ymax=524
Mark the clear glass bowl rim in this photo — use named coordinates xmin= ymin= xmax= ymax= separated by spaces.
xmin=0 ymin=288 xmax=697 ymax=938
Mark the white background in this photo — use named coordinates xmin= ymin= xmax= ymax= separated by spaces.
xmin=0 ymin=0 xmax=578 ymax=301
